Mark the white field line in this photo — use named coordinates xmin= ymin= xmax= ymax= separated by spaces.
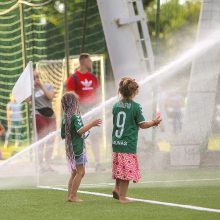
xmin=140 ymin=178 xmax=220 ymax=184
xmin=38 ymin=185 xmax=220 ymax=214
xmin=52 ymin=177 xmax=220 ymax=188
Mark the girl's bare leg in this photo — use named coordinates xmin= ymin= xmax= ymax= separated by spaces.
xmin=112 ymin=179 xmax=120 ymax=199
xmin=68 ymin=165 xmax=85 ymax=202
xmin=67 ymin=170 xmax=76 ymax=199
xmin=119 ymin=180 xmax=131 ymax=204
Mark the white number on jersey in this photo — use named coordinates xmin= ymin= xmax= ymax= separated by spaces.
xmin=115 ymin=111 xmax=126 ymax=138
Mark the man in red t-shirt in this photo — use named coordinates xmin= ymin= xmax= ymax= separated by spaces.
xmin=66 ymin=53 xmax=103 ymax=171
xmin=66 ymin=53 xmax=100 ymax=110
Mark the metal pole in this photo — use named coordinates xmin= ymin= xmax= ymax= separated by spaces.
xmin=19 ymin=3 xmax=27 ymax=69
xmin=30 ymin=61 xmax=40 ymax=186
xmin=155 ymin=0 xmax=160 ymax=50
xmin=152 ymin=0 xmax=160 ymax=150
xmin=99 ymin=56 xmax=107 ymax=160
xmin=19 ymin=2 xmax=32 ymax=145
xmin=81 ymin=0 xmax=89 ymax=52
xmin=20 ymin=3 xmax=39 ymax=185
xmin=30 ymin=62 xmax=38 ymax=142
xmin=64 ymin=0 xmax=70 ymax=78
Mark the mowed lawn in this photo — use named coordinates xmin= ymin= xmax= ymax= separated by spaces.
xmin=0 ymin=185 xmax=220 ymax=220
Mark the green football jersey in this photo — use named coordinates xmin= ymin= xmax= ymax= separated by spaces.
xmin=61 ymin=114 xmax=84 ymax=158
xmin=112 ymin=99 xmax=145 ymax=153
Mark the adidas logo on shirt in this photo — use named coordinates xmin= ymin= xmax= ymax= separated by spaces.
xmin=81 ymin=79 xmax=93 ymax=90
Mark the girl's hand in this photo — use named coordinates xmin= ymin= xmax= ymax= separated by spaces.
xmin=92 ymin=119 xmax=102 ymax=127
xmin=153 ymin=115 xmax=162 ymax=126
xmin=78 ymin=119 xmax=102 ymax=135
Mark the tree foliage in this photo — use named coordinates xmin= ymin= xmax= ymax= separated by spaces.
xmin=145 ymin=0 xmax=201 ymax=62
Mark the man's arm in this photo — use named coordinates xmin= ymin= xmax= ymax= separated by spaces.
xmin=66 ymin=75 xmax=79 ymax=99
xmin=41 ymin=84 xmax=54 ymax=100
xmin=93 ymin=74 xmax=102 ymax=102
xmin=66 ymin=75 xmax=75 ymax=91
xmin=35 ymin=79 xmax=54 ymax=100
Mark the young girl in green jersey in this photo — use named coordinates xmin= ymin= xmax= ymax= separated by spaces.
xmin=112 ymin=77 xmax=161 ymax=204
xmin=61 ymin=92 xmax=102 ymax=202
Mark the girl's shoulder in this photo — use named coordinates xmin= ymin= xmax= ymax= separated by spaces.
xmin=71 ymin=113 xmax=82 ymax=121
xmin=72 ymin=113 xmax=81 ymax=117
xmin=131 ymin=100 xmax=142 ymax=107
xmin=61 ymin=113 xmax=80 ymax=120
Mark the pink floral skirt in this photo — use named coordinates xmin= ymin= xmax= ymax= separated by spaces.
xmin=112 ymin=152 xmax=141 ymax=183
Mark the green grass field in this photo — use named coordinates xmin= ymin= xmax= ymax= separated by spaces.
xmin=1 ymin=181 xmax=220 ymax=220
xmin=1 ymin=165 xmax=220 ymax=220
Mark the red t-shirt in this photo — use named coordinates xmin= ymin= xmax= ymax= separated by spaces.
xmin=66 ymin=70 xmax=100 ymax=104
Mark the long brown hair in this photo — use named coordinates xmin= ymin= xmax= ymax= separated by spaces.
xmin=61 ymin=92 xmax=80 ymax=170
